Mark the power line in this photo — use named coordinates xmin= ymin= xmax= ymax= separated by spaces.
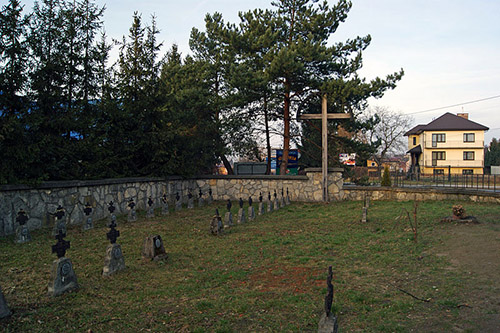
xmin=408 ymin=94 xmax=500 ymax=115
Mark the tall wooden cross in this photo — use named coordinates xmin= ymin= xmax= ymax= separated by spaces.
xmin=299 ymin=95 xmax=350 ymax=202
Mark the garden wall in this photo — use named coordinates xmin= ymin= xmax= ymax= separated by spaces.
xmin=0 ymin=168 xmax=344 ymax=236
xmin=344 ymin=186 xmax=500 ymax=204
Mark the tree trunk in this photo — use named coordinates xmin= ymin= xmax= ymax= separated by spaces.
xmin=264 ymin=96 xmax=272 ymax=175
xmin=221 ymin=154 xmax=233 ymax=175
xmin=280 ymin=79 xmax=291 ymax=175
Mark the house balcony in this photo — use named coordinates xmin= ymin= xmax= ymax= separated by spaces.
xmin=424 ymin=140 xmax=484 ymax=149
xmin=424 ymin=160 xmax=484 ymax=168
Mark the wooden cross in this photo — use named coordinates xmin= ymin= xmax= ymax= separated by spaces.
xmin=298 ymin=95 xmax=351 ymax=202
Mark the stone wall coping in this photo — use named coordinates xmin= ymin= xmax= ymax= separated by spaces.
xmin=305 ymin=167 xmax=344 ymax=173
xmin=0 ymin=174 xmax=310 ymax=192
xmin=343 ymin=185 xmax=500 ymax=198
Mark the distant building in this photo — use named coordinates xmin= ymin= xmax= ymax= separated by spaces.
xmin=404 ymin=113 xmax=489 ymax=175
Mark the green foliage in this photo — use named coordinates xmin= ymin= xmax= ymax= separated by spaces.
xmin=381 ymin=165 xmax=392 ymax=186
xmin=485 ymin=138 xmax=500 ymax=167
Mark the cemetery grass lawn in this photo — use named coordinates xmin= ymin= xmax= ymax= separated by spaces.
xmin=1 ymin=200 xmax=500 ymax=332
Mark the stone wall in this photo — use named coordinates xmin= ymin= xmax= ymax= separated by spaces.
xmin=344 ymin=186 xmax=500 ymax=204
xmin=0 ymin=168 xmax=344 ymax=236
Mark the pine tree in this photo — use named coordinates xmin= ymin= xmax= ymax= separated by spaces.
xmin=0 ymin=0 xmax=31 ymax=183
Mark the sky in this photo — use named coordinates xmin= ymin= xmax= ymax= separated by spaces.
xmin=18 ymin=0 xmax=500 ymax=145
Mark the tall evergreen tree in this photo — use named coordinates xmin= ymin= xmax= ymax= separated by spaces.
xmin=0 ymin=0 xmax=31 ymax=183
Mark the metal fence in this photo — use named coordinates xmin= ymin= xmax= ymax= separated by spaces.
xmin=346 ymin=167 xmax=500 ymax=192
xmin=393 ymin=172 xmax=500 ymax=192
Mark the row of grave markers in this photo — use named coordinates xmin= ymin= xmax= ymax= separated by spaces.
xmin=210 ymin=189 xmax=291 ymax=235
xmin=1 ymin=188 xmax=292 ymax=318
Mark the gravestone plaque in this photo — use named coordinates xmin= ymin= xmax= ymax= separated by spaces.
xmin=210 ymin=209 xmax=224 ymax=235
xmin=318 ymin=266 xmax=338 ymax=333
xmin=175 ymin=192 xmax=182 ymax=211
xmin=248 ymin=197 xmax=255 ymax=221
xmin=187 ymin=192 xmax=194 ymax=209
xmin=161 ymin=194 xmax=169 ymax=215
xmin=361 ymin=207 xmax=367 ymax=223
xmin=48 ymin=231 xmax=79 ymax=297
xmin=0 ymin=285 xmax=11 ymax=319
xmin=267 ymin=192 xmax=273 ymax=212
xmin=198 ymin=189 xmax=204 ymax=207
xmin=127 ymin=198 xmax=137 ymax=222
xmin=224 ymin=200 xmax=233 ymax=228
xmin=102 ymin=220 xmax=125 ymax=276
xmin=52 ymin=205 xmax=67 ymax=236
xmin=273 ymin=190 xmax=279 ymax=211
xmin=286 ymin=188 xmax=291 ymax=205
xmin=207 ymin=188 xmax=213 ymax=205
xmin=83 ymin=202 xmax=93 ymax=230
xmin=258 ymin=192 xmax=265 ymax=216
xmin=16 ymin=209 xmax=31 ymax=243
xmin=237 ymin=198 xmax=246 ymax=224
xmin=142 ymin=235 xmax=168 ymax=261
xmin=108 ymin=201 xmax=116 ymax=225
xmin=146 ymin=197 xmax=155 ymax=218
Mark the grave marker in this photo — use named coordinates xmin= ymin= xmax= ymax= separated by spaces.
xmin=280 ymin=188 xmax=285 ymax=208
xmin=187 ymin=191 xmax=194 ymax=209
xmin=146 ymin=196 xmax=155 ymax=218
xmin=224 ymin=200 xmax=233 ymax=228
xmin=175 ymin=192 xmax=182 ymax=211
xmin=286 ymin=188 xmax=291 ymax=205
xmin=248 ymin=197 xmax=255 ymax=221
xmin=237 ymin=198 xmax=246 ymax=224
xmin=103 ymin=220 xmax=126 ymax=276
xmin=52 ymin=205 xmax=67 ymax=236
xmin=207 ymin=188 xmax=213 ymax=204
xmin=318 ymin=266 xmax=338 ymax=333
xmin=161 ymin=193 xmax=169 ymax=215
xmin=83 ymin=202 xmax=93 ymax=230
xmin=0 ymin=285 xmax=11 ymax=319
xmin=48 ymin=230 xmax=79 ymax=297
xmin=108 ymin=201 xmax=116 ymax=225
xmin=198 ymin=189 xmax=204 ymax=207
xmin=258 ymin=192 xmax=265 ymax=216
xmin=142 ymin=235 xmax=168 ymax=261
xmin=210 ymin=209 xmax=224 ymax=235
xmin=127 ymin=198 xmax=137 ymax=222
xmin=361 ymin=207 xmax=367 ymax=223
xmin=273 ymin=190 xmax=279 ymax=210
xmin=267 ymin=192 xmax=273 ymax=212
xmin=16 ymin=209 xmax=31 ymax=243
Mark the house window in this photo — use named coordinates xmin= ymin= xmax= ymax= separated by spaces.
xmin=463 ymin=133 xmax=475 ymax=142
xmin=433 ymin=169 xmax=444 ymax=175
xmin=412 ymin=137 xmax=416 ymax=145
xmin=463 ymin=151 xmax=475 ymax=160
xmin=431 ymin=151 xmax=445 ymax=166
xmin=462 ymin=169 xmax=473 ymax=175
xmin=432 ymin=133 xmax=446 ymax=147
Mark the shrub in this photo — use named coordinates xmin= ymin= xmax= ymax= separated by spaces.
xmin=381 ymin=165 xmax=392 ymax=186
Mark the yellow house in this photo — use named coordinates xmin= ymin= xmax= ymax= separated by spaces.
xmin=404 ymin=113 xmax=488 ymax=175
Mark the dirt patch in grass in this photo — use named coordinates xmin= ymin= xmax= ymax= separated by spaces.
xmin=247 ymin=266 xmax=323 ymax=294
xmin=435 ymin=221 xmax=500 ymax=332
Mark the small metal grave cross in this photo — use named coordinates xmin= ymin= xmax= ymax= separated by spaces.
xmin=52 ymin=230 xmax=70 ymax=258
xmin=259 ymin=192 xmax=263 ymax=202
xmin=324 ymin=266 xmax=334 ymax=317
xmin=239 ymin=198 xmax=243 ymax=208
xmin=83 ymin=203 xmax=92 ymax=216
xmin=54 ymin=205 xmax=65 ymax=220
xmin=226 ymin=199 xmax=232 ymax=211
xmin=106 ymin=221 xmax=120 ymax=244
xmin=176 ymin=192 xmax=180 ymax=201
xmin=128 ymin=198 xmax=135 ymax=209
xmin=148 ymin=197 xmax=153 ymax=207
xmin=249 ymin=196 xmax=253 ymax=207
xmin=199 ymin=189 xmax=203 ymax=198
xmin=16 ymin=209 xmax=28 ymax=225
xmin=108 ymin=201 xmax=115 ymax=214
xmin=298 ymin=95 xmax=351 ymax=202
